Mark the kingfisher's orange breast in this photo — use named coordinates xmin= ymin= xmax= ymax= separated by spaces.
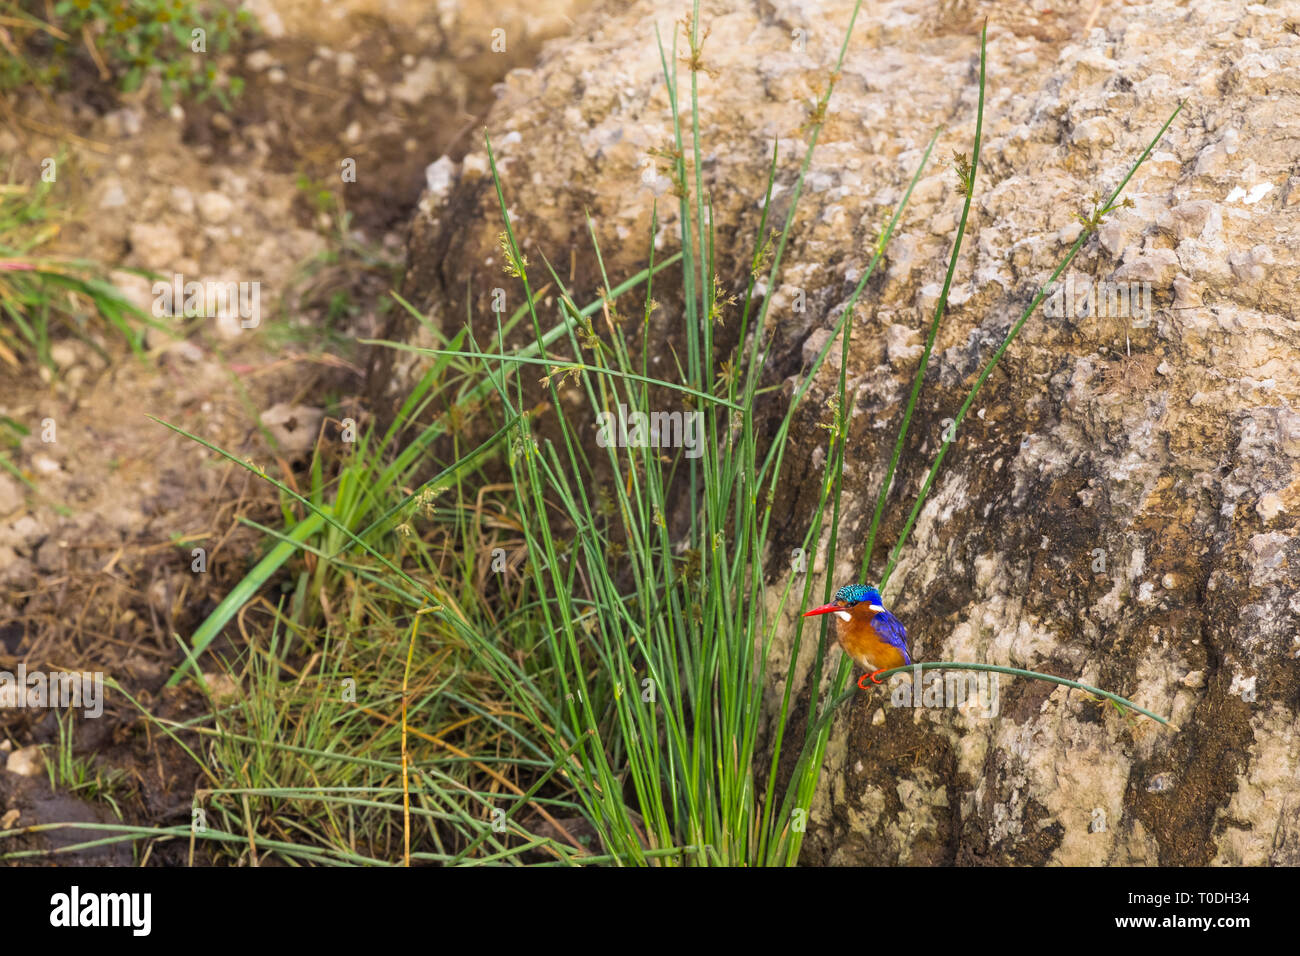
xmin=837 ymin=611 xmax=908 ymax=672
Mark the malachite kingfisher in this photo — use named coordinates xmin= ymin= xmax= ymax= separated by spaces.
xmin=803 ymin=584 xmax=912 ymax=687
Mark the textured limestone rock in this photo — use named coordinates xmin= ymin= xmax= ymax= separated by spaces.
xmin=401 ymin=0 xmax=1300 ymax=864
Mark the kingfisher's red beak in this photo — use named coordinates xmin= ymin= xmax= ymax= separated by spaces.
xmin=802 ymin=602 xmax=840 ymax=617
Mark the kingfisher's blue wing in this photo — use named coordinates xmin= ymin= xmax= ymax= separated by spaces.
xmin=870 ymin=611 xmax=912 ymax=665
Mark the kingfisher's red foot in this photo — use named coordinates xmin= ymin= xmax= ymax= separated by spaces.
xmin=857 ymin=669 xmax=889 ymax=689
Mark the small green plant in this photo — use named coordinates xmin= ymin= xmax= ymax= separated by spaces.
xmin=1 ymin=0 xmax=252 ymax=108
xmin=0 ymin=175 xmax=155 ymax=369
xmin=295 ymin=173 xmax=342 ymax=223
xmin=44 ymin=711 xmax=130 ymax=819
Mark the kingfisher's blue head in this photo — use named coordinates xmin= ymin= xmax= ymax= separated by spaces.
xmin=804 ymin=583 xmax=889 ymax=619
xmin=834 ymin=584 xmax=884 ymax=608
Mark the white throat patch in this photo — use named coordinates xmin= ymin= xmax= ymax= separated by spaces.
xmin=834 ymin=610 xmax=852 ymax=622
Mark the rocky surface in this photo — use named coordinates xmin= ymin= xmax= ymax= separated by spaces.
xmin=403 ymin=0 xmax=1300 ymax=864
